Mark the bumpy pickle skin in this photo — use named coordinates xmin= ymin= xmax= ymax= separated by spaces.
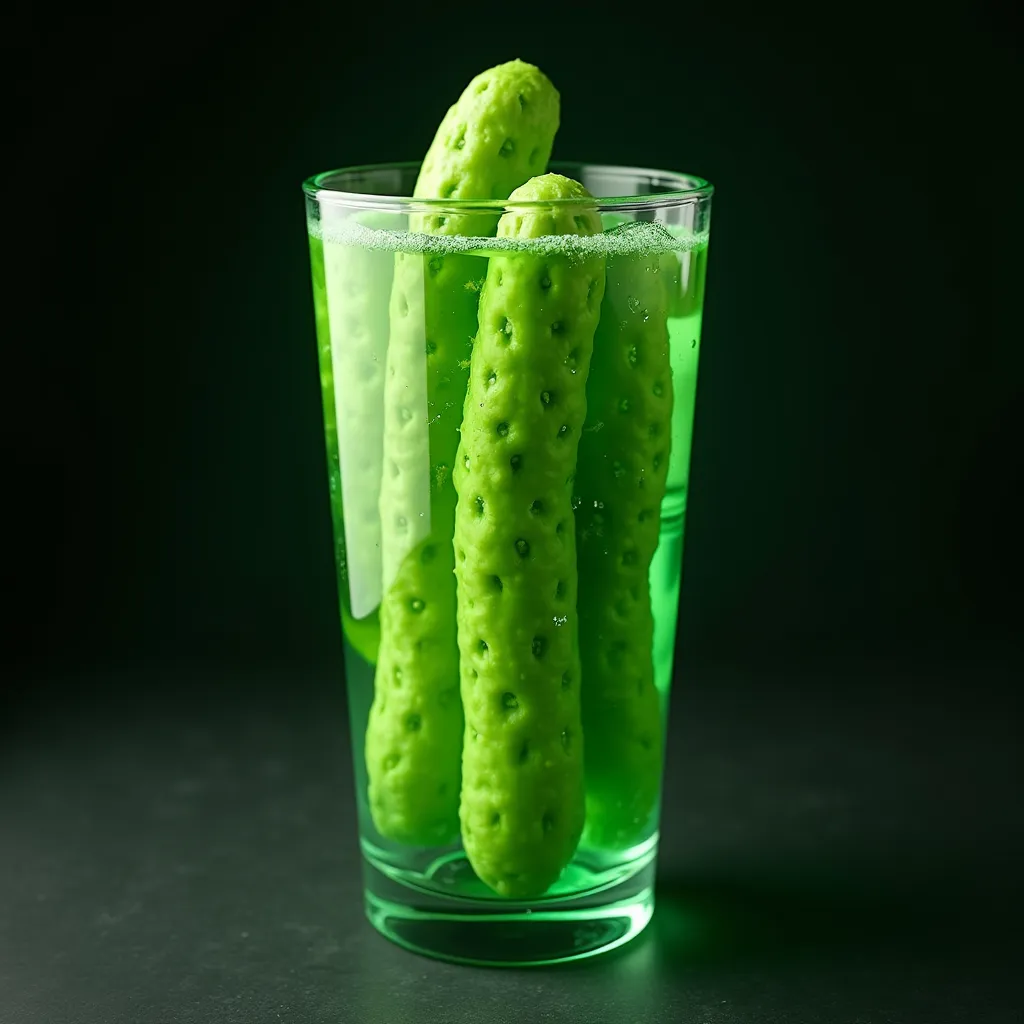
xmin=575 ymin=251 xmax=674 ymax=849
xmin=367 ymin=62 xmax=561 ymax=846
xmin=454 ymin=174 xmax=606 ymax=898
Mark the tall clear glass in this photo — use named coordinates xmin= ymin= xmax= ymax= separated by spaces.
xmin=302 ymin=162 xmax=712 ymax=965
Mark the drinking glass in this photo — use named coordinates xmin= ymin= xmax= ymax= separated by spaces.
xmin=302 ymin=162 xmax=712 ymax=965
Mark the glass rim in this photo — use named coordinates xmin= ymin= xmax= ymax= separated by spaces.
xmin=302 ymin=160 xmax=713 ymax=214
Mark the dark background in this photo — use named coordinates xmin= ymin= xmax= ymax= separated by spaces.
xmin=10 ymin=6 xmax=1020 ymax=678
xmin=5 ymin=7 xmax=1023 ymax=1023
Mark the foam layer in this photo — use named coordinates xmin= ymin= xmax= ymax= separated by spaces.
xmin=308 ymin=214 xmax=709 ymax=259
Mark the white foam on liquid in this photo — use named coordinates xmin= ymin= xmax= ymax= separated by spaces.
xmin=307 ymin=214 xmax=709 ymax=260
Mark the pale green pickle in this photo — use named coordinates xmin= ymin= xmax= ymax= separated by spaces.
xmin=308 ymin=222 xmax=389 ymax=666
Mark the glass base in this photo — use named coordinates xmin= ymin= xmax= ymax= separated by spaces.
xmin=362 ymin=846 xmax=657 ymax=966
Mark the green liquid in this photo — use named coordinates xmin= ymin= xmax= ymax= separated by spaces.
xmin=308 ymin=218 xmax=706 ymax=963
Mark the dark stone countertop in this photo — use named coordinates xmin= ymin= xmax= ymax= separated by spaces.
xmin=2 ymin=661 xmax=1021 ymax=1023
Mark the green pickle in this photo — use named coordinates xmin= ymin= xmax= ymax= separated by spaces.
xmin=575 ymin=251 xmax=674 ymax=849
xmin=367 ymin=61 xmax=561 ymax=846
xmin=454 ymin=174 xmax=606 ymax=897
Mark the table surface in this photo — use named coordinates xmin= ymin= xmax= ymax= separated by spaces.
xmin=2 ymin=661 xmax=1021 ymax=1024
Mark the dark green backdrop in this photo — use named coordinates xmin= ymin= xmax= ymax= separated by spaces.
xmin=12 ymin=8 xmax=1020 ymax=683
